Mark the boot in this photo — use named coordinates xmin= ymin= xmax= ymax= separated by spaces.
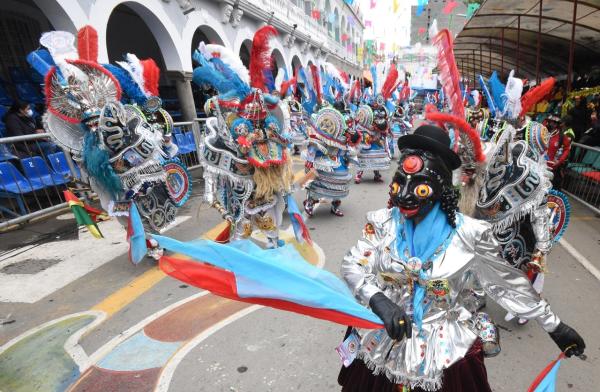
xmin=354 ymin=171 xmax=363 ymax=184
xmin=303 ymin=198 xmax=315 ymax=217
xmin=330 ymin=200 xmax=344 ymax=217
xmin=374 ymin=171 xmax=384 ymax=183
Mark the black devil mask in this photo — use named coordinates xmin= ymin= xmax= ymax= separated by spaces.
xmin=390 ymin=125 xmax=461 ymax=223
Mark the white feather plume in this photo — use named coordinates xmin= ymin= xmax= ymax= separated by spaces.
xmin=199 ymin=42 xmax=250 ymax=84
xmin=40 ymin=31 xmax=79 ymax=79
xmin=502 ymin=70 xmax=523 ymax=120
xmin=117 ymin=53 xmax=146 ymax=95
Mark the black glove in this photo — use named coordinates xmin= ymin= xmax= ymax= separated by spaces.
xmin=549 ymin=322 xmax=586 ymax=357
xmin=369 ymin=292 xmax=412 ymax=340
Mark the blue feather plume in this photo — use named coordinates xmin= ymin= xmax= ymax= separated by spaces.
xmin=323 ymin=70 xmax=336 ymax=104
xmin=370 ymin=65 xmax=378 ymax=95
xmin=192 ymin=50 xmax=237 ymax=95
xmin=82 ymin=131 xmax=123 ymax=197
xmin=298 ymin=67 xmax=316 ymax=115
xmin=103 ymin=63 xmax=147 ymax=106
xmin=209 ymin=57 xmax=251 ymax=99
xmin=263 ymin=69 xmax=276 ymax=93
xmin=489 ymin=71 xmax=506 ymax=114
xmin=27 ymin=49 xmax=63 ymax=82
xmin=478 ymin=75 xmax=497 ymax=117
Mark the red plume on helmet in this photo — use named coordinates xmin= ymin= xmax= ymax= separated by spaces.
xmin=249 ymin=25 xmax=278 ymax=92
xmin=425 ymin=109 xmax=485 ymax=163
xmin=520 ymin=77 xmax=555 ymax=117
xmin=310 ymin=64 xmax=322 ymax=105
xmin=140 ymin=58 xmax=160 ymax=97
xmin=381 ymin=65 xmax=399 ymax=100
xmin=77 ymin=25 xmax=98 ymax=63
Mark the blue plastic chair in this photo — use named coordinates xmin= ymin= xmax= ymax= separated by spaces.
xmin=21 ymin=156 xmax=70 ymax=187
xmin=9 ymin=66 xmax=30 ymax=83
xmin=0 ymin=83 xmax=12 ymax=106
xmin=15 ymin=82 xmax=44 ymax=104
xmin=47 ymin=152 xmax=81 ymax=179
xmin=184 ymin=132 xmax=197 ymax=152
xmin=0 ymin=161 xmax=45 ymax=193
xmin=174 ymin=133 xmax=192 ymax=154
xmin=0 ymin=144 xmax=17 ymax=162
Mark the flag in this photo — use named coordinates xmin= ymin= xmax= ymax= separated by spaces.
xmin=64 ymin=190 xmax=104 ymax=239
xmin=154 ymin=236 xmax=383 ymax=329
xmin=466 ymin=3 xmax=480 ymax=19
xmin=393 ymin=0 xmax=399 ymax=13
xmin=442 ymin=1 xmax=458 ymax=14
xmin=528 ymin=353 xmax=565 ymax=392
xmin=370 ymin=0 xmax=376 ymax=9
xmin=417 ymin=0 xmax=429 ymax=16
xmin=286 ymin=194 xmax=311 ymax=245
xmin=311 ymin=9 xmax=321 ymax=20
xmin=365 ymin=20 xmax=372 ymax=27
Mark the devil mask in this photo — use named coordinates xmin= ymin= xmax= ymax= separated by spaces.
xmin=391 ymin=125 xmax=461 ymax=224
xmin=389 ymin=149 xmax=452 ymax=219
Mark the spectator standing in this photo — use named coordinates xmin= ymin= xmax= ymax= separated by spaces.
xmin=568 ymin=96 xmax=591 ymax=141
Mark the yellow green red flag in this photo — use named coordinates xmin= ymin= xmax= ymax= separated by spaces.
xmin=64 ymin=190 xmax=104 ymax=239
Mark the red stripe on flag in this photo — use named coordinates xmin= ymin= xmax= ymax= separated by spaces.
xmin=159 ymin=255 xmax=383 ymax=329
xmin=527 ymin=352 xmax=565 ymax=392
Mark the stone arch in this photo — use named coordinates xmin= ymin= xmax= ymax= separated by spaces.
xmin=291 ymin=55 xmax=302 ymax=75
xmin=90 ymin=0 xmax=184 ymax=70
xmin=190 ymin=25 xmax=226 ymax=58
xmin=324 ymin=0 xmax=332 ymax=33
xmin=239 ymin=39 xmax=253 ymax=69
xmin=32 ymin=0 xmax=86 ymax=33
xmin=271 ymin=48 xmax=287 ymax=80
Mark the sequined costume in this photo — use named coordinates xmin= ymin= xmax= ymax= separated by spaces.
xmin=194 ymin=27 xmax=307 ymax=248
xmin=28 ymin=26 xmax=188 ymax=262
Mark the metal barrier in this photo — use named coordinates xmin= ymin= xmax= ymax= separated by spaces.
xmin=562 ymin=142 xmax=600 ymax=215
xmin=171 ymin=119 xmax=206 ymax=170
xmin=0 ymin=133 xmax=80 ymax=229
xmin=0 ymin=118 xmax=208 ymax=230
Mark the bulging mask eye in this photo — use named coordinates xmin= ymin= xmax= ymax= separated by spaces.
xmin=390 ymin=182 xmax=400 ymax=195
xmin=414 ymin=184 xmax=433 ymax=199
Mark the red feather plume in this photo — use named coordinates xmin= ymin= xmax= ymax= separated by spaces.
xmin=349 ymin=79 xmax=360 ymax=101
xmin=249 ymin=25 xmax=278 ymax=91
xmin=77 ymin=25 xmax=98 ymax=63
xmin=140 ymin=58 xmax=160 ymax=96
xmin=381 ymin=65 xmax=399 ymax=100
xmin=310 ymin=64 xmax=322 ymax=105
xmin=520 ymin=77 xmax=555 ymax=117
xmin=425 ymin=110 xmax=485 ymax=162
xmin=340 ymin=71 xmax=349 ymax=84
xmin=280 ymin=77 xmax=297 ymax=97
xmin=432 ymin=29 xmax=464 ymax=119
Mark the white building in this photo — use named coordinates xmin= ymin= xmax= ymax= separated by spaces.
xmin=0 ymin=0 xmax=364 ymax=121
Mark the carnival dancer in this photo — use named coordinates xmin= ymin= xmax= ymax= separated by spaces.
xmin=27 ymin=26 xmax=188 ymax=262
xmin=337 ymin=124 xmax=585 ymax=392
xmin=354 ymin=63 xmax=400 ymax=183
xmin=302 ymin=64 xmax=361 ymax=217
xmin=193 ymin=26 xmax=309 ymax=248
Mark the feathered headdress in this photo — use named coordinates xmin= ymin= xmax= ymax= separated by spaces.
xmin=489 ymin=71 xmax=506 ymax=114
xmin=310 ymin=64 xmax=322 ymax=106
xmin=249 ymin=25 xmax=277 ymax=92
xmin=478 ymin=75 xmax=496 ymax=117
xmin=381 ymin=64 xmax=399 ymax=100
xmin=298 ymin=66 xmax=317 ymax=115
xmin=502 ymin=70 xmax=523 ymax=120
xmin=425 ymin=109 xmax=485 ymax=163
xmin=430 ymin=23 xmax=464 ymax=120
xmin=198 ymin=42 xmax=250 ymax=84
xmin=520 ymin=77 xmax=555 ymax=117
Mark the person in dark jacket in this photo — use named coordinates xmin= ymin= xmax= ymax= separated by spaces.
xmin=568 ymin=96 xmax=591 ymax=141
xmin=3 ymin=101 xmax=58 ymax=157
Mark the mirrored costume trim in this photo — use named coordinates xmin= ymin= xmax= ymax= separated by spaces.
xmin=342 ymin=209 xmax=559 ymax=391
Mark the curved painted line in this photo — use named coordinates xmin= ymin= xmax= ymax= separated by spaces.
xmin=154 ymin=234 xmax=326 ymax=391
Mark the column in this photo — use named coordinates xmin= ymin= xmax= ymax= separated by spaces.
xmin=169 ymin=71 xmax=197 ymax=121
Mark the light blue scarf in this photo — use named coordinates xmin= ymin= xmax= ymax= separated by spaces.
xmin=393 ymin=202 xmax=456 ymax=330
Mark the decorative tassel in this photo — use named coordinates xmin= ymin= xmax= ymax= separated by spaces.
xmin=140 ymin=58 xmax=160 ymax=96
xmin=520 ymin=77 xmax=555 ymax=117
xmin=64 ymin=190 xmax=104 ymax=239
xmin=77 ymin=25 xmax=98 ymax=63
xmin=249 ymin=25 xmax=277 ymax=91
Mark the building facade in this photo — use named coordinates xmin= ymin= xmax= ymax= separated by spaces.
xmin=0 ymin=0 xmax=364 ymax=120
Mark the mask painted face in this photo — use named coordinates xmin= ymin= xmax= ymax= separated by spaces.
xmin=389 ymin=149 xmax=450 ymax=220
xmin=372 ymin=106 xmax=388 ymax=131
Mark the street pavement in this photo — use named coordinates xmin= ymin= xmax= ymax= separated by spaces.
xmin=0 ymin=163 xmax=599 ymax=392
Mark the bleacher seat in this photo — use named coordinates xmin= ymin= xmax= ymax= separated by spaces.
xmin=0 ymin=144 xmax=17 ymax=162
xmin=47 ymin=152 xmax=81 ymax=179
xmin=0 ymin=161 xmax=45 ymax=193
xmin=185 ymin=132 xmax=197 ymax=151
xmin=174 ymin=133 xmax=193 ymax=154
xmin=0 ymin=82 xmax=12 ymax=106
xmin=21 ymin=156 xmax=70 ymax=187
xmin=14 ymin=82 xmax=44 ymax=104
xmin=9 ymin=66 xmax=30 ymax=83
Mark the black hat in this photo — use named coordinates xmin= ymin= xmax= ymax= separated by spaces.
xmin=397 ymin=125 xmax=461 ymax=170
